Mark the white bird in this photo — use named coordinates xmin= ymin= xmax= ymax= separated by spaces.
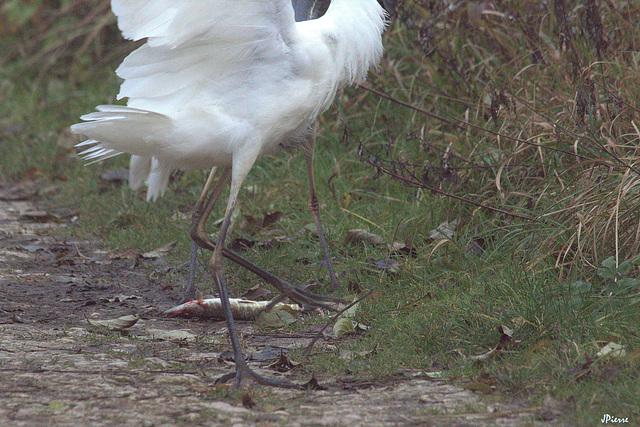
xmin=71 ymin=0 xmax=393 ymax=388
xmin=127 ymin=0 xmax=343 ymax=301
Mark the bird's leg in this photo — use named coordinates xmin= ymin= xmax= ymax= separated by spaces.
xmin=182 ymin=167 xmax=221 ymax=303
xmin=199 ymin=158 xmax=304 ymax=388
xmin=211 ymin=206 xmax=300 ymax=388
xmin=181 ymin=240 xmax=199 ymax=302
xmin=189 ymin=169 xmax=347 ymax=311
xmin=302 ymin=127 xmax=339 ymax=291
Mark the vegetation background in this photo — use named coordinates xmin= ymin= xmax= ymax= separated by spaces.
xmin=1 ymin=0 xmax=639 ymax=424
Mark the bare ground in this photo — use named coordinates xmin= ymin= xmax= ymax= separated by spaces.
xmin=0 ymin=181 xmax=570 ymax=426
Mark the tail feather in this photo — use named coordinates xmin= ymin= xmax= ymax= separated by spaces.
xmin=129 ymin=155 xmax=172 ymax=201
xmin=146 ymin=158 xmax=172 ymax=201
xmin=70 ymin=105 xmax=173 ymax=160
xmin=129 ymin=155 xmax=152 ymax=190
xmin=78 ymin=146 xmax=121 ymax=164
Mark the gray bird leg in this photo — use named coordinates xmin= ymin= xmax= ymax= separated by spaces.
xmin=302 ymin=127 xmax=339 ymax=291
xmin=189 ymin=165 xmax=346 ymax=388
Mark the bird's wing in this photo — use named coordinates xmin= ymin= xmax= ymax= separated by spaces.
xmin=112 ymin=0 xmax=300 ymax=107
xmin=291 ymin=0 xmax=329 ymax=20
xmin=111 ymin=0 xmax=316 ymax=202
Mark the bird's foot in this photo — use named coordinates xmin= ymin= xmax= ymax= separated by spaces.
xmin=215 ymin=359 xmax=302 ymax=389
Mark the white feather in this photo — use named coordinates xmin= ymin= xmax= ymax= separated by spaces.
xmin=71 ymin=0 xmax=388 ymax=198
xmin=128 ymin=155 xmax=151 ymax=190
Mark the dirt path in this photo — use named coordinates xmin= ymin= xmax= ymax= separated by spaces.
xmin=0 ymin=182 xmax=568 ymax=426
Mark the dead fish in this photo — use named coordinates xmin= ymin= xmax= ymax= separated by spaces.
xmin=164 ymin=298 xmax=301 ymax=320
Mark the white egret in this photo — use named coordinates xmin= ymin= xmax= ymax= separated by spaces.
xmin=128 ymin=0 xmax=343 ymax=301
xmin=72 ymin=0 xmax=394 ymax=387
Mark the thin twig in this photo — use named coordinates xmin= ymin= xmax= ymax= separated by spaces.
xmin=359 ymin=84 xmax=588 ymax=160
xmin=508 ymin=91 xmax=640 ymax=176
xmin=361 ymin=152 xmax=538 ymax=222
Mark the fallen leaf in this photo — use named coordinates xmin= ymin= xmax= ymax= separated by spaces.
xmin=86 ymin=314 xmax=139 ymax=331
xmin=301 ymin=375 xmax=327 ymax=390
xmin=429 ymin=219 xmax=459 ymax=240
xmin=341 ymin=300 xmax=360 ymax=319
xmin=107 ymin=247 xmax=139 ymax=260
xmin=100 ymin=168 xmax=128 ymax=184
xmin=0 ymin=185 xmax=38 ymax=201
xmin=369 ymin=258 xmax=401 ymax=273
xmin=597 ymin=342 xmax=627 ymax=358
xmin=241 ymin=284 xmax=272 ymax=300
xmin=20 ymin=211 xmax=62 ymax=223
xmin=339 ymin=344 xmax=378 ymax=360
xmin=230 ymin=238 xmax=255 ymax=252
xmin=243 ymin=184 xmax=260 ymax=194
xmin=386 ymin=241 xmax=405 ymax=252
xmin=468 ymin=346 xmax=499 ymax=362
xmin=252 ymin=345 xmax=286 ymax=362
xmin=267 ymin=352 xmax=299 ymax=372
xmin=424 ymin=371 xmax=445 ymax=379
xmin=387 ymin=240 xmax=417 ymax=257
xmin=242 ymin=211 xmax=284 ymax=233
xmin=241 ymin=393 xmax=256 ymax=409
xmin=147 ymin=328 xmax=196 ymax=342
xmin=354 ymin=322 xmax=371 ymax=332
xmin=465 ymin=236 xmax=486 ymax=256
xmin=344 ymin=229 xmax=386 ymax=246
xmin=464 ymin=380 xmax=493 ymax=394
xmin=332 ymin=317 xmax=356 ymax=338
xmin=497 ymin=324 xmax=520 ymax=349
xmin=107 ymin=294 xmax=141 ymax=303
xmin=261 ymin=211 xmax=284 ymax=228
xmin=257 ymin=310 xmax=296 ymax=329
xmin=499 ymin=325 xmax=513 ymax=337
xmin=538 ymin=394 xmax=568 ymax=420
xmin=141 ymin=241 xmax=178 ymax=259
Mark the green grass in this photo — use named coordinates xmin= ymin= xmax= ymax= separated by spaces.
xmin=2 ymin=1 xmax=640 ymax=425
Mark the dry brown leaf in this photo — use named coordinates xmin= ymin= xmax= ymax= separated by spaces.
xmin=86 ymin=314 xmax=139 ymax=331
xmin=429 ymin=219 xmax=459 ymax=240
xmin=344 ymin=229 xmax=385 ymax=246
xmin=241 ymin=284 xmax=272 ymax=300
xmin=147 ymin=328 xmax=196 ymax=341
xmin=19 ymin=211 xmax=62 ymax=223
xmin=597 ymin=342 xmax=627 ymax=359
xmin=257 ymin=309 xmax=296 ymax=329
xmin=267 ymin=352 xmax=299 ymax=372
xmin=107 ymin=247 xmax=139 ymax=260
xmin=464 ymin=380 xmax=493 ymax=394
xmin=141 ymin=241 xmax=177 ymax=259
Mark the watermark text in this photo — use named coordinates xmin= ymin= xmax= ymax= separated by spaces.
xmin=601 ymin=414 xmax=629 ymax=424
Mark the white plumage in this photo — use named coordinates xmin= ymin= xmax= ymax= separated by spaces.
xmin=72 ymin=0 xmax=392 ymax=387
xmin=72 ymin=0 xmax=386 ymax=200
